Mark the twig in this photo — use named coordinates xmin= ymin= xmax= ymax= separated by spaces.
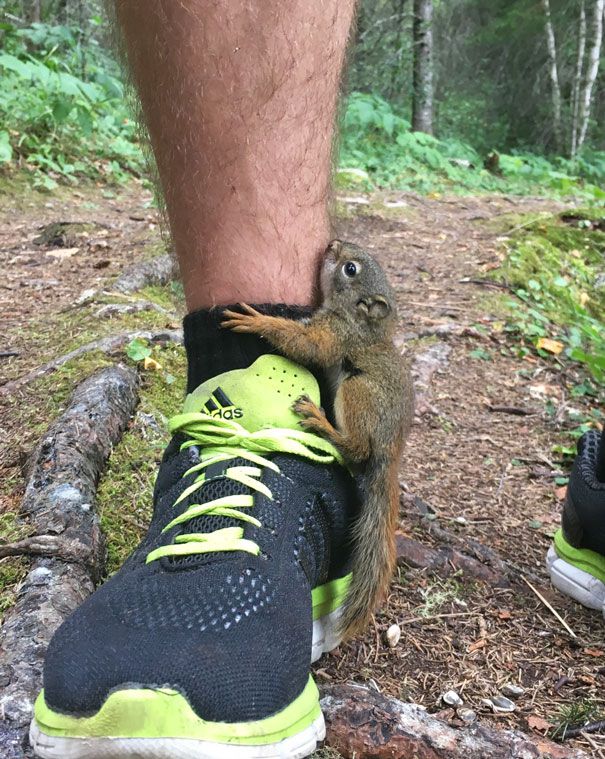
xmin=521 ymin=576 xmax=577 ymax=638
xmin=0 ymin=535 xmax=91 ymax=564
xmin=0 ymin=329 xmax=182 ymax=395
xmin=578 ymin=731 xmax=605 ymax=758
xmin=564 ymin=721 xmax=605 ymax=739
xmin=487 ymin=404 xmax=537 ymax=416
xmin=459 ymin=277 xmax=511 ymax=291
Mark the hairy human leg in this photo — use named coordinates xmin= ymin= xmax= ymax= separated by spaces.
xmin=114 ymin=0 xmax=357 ymax=310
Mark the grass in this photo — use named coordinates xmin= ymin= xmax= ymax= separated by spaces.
xmin=551 ymin=699 xmax=601 ymax=740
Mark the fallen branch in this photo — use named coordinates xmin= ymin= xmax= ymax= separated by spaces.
xmin=0 ymin=535 xmax=96 ymax=564
xmin=0 ymin=329 xmax=181 ymax=395
xmin=320 ymin=684 xmax=587 ymax=758
xmin=564 ymin=719 xmax=605 ymax=739
xmin=0 ymin=365 xmax=139 ymax=733
xmin=94 ymin=301 xmax=174 ymax=319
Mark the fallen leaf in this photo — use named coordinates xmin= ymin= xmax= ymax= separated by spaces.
xmin=536 ymin=337 xmax=564 ymax=355
xmin=143 ymin=356 xmax=162 ymax=371
xmin=555 ymin=485 xmax=567 ymax=501
xmin=467 ymin=639 xmax=487 ymax=653
xmin=497 ymin=610 xmax=512 ymax=620
xmin=527 ymin=715 xmax=551 ymax=732
xmin=579 ymin=292 xmax=590 ymax=307
xmin=577 ymin=674 xmax=596 ymax=685
xmin=583 ymin=647 xmax=605 ymax=657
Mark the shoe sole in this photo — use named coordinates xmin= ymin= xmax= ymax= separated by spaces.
xmin=30 ymin=576 xmax=351 ymax=759
xmin=31 ymin=676 xmax=323 ymax=759
xmin=29 ymin=715 xmax=325 ymax=759
xmin=547 ymin=530 xmax=605 ymax=615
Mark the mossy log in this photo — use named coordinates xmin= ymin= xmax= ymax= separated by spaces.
xmin=0 ymin=365 xmax=139 ymax=752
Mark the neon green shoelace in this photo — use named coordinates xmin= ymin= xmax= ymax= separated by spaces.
xmin=145 ymin=412 xmax=344 ymax=564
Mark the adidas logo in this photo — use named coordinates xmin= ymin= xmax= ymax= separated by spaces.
xmin=202 ymin=387 xmax=243 ymax=420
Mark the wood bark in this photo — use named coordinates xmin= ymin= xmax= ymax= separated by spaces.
xmin=412 ymin=0 xmax=433 ymax=134
xmin=0 ymin=366 xmax=139 ymax=744
xmin=541 ymin=0 xmax=563 ymax=152
xmin=571 ymin=1 xmax=587 ymax=159
xmin=577 ymin=0 xmax=605 ymax=153
xmin=320 ymin=684 xmax=589 ymax=759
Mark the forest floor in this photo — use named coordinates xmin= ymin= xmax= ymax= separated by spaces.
xmin=1 ymin=180 xmax=604 ymax=757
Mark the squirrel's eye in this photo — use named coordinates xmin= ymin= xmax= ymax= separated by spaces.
xmin=343 ymin=261 xmax=357 ymax=278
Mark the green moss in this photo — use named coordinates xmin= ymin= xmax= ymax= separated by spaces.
xmin=98 ymin=344 xmax=186 ymax=575
xmin=0 ymin=558 xmax=28 ymax=614
xmin=138 ymin=282 xmax=183 ymax=312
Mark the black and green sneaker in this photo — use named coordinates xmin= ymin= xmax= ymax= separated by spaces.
xmin=547 ymin=429 xmax=605 ymax=614
xmin=31 ymin=353 xmax=357 ymax=759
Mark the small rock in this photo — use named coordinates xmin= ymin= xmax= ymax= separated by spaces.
xmin=455 ymin=516 xmax=467 ymax=525
xmin=483 ymin=695 xmax=515 ymax=713
xmin=76 ymin=287 xmax=97 ymax=305
xmin=501 ymin=683 xmax=525 ymax=698
xmin=442 ymin=690 xmax=464 ymax=707
xmin=458 ymin=708 xmax=477 ymax=723
xmin=385 ymin=623 xmax=401 ymax=648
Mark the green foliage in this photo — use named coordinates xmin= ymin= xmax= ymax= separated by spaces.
xmin=340 ymin=92 xmax=605 ymax=200
xmin=495 ymin=210 xmax=605 ymax=384
xmin=551 ymin=699 xmax=601 ymax=740
xmin=126 ymin=338 xmax=152 ymax=362
xmin=0 ymin=21 xmax=143 ymax=187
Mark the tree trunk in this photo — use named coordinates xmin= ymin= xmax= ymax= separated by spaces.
xmin=412 ymin=0 xmax=433 ymax=134
xmin=541 ymin=0 xmax=563 ymax=152
xmin=571 ymin=1 xmax=587 ymax=159
xmin=577 ymin=0 xmax=605 ymax=153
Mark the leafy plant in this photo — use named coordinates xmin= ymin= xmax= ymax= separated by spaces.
xmin=339 ymin=92 xmax=605 ymax=200
xmin=495 ymin=210 xmax=605 ymax=385
xmin=0 ymin=22 xmax=143 ymax=187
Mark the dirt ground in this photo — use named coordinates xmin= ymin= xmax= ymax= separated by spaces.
xmin=1 ymin=181 xmax=604 ymax=756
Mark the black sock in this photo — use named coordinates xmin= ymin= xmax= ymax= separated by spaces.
xmin=597 ymin=427 xmax=605 ymax=483
xmin=183 ymin=305 xmax=311 ymax=393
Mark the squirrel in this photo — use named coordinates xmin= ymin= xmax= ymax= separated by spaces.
xmin=221 ymin=239 xmax=414 ymax=638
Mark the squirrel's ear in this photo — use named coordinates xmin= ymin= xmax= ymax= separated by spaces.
xmin=367 ymin=296 xmax=391 ymax=321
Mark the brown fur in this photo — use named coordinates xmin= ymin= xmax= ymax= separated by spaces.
xmin=222 ymin=240 xmax=413 ymax=638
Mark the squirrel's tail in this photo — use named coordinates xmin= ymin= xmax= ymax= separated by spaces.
xmin=338 ymin=453 xmax=400 ymax=638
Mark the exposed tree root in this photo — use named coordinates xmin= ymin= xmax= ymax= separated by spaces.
xmin=0 ymin=366 xmax=139 ymax=741
xmin=320 ymin=684 xmax=588 ymax=758
xmin=396 ymin=533 xmax=510 ymax=587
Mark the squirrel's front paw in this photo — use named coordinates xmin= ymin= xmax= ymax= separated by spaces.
xmin=292 ymin=394 xmax=325 ymax=421
xmin=221 ymin=303 xmax=263 ymax=333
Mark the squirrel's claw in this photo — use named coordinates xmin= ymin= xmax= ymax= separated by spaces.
xmin=221 ymin=306 xmax=258 ymax=332
xmin=221 ymin=304 xmax=264 ymax=333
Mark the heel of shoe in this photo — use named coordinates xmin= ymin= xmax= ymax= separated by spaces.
xmin=547 ymin=544 xmax=605 ymax=614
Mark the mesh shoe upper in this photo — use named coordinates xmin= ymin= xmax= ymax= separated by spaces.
xmin=562 ymin=429 xmax=605 ymax=554
xmin=42 ymin=356 xmax=358 ymax=724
